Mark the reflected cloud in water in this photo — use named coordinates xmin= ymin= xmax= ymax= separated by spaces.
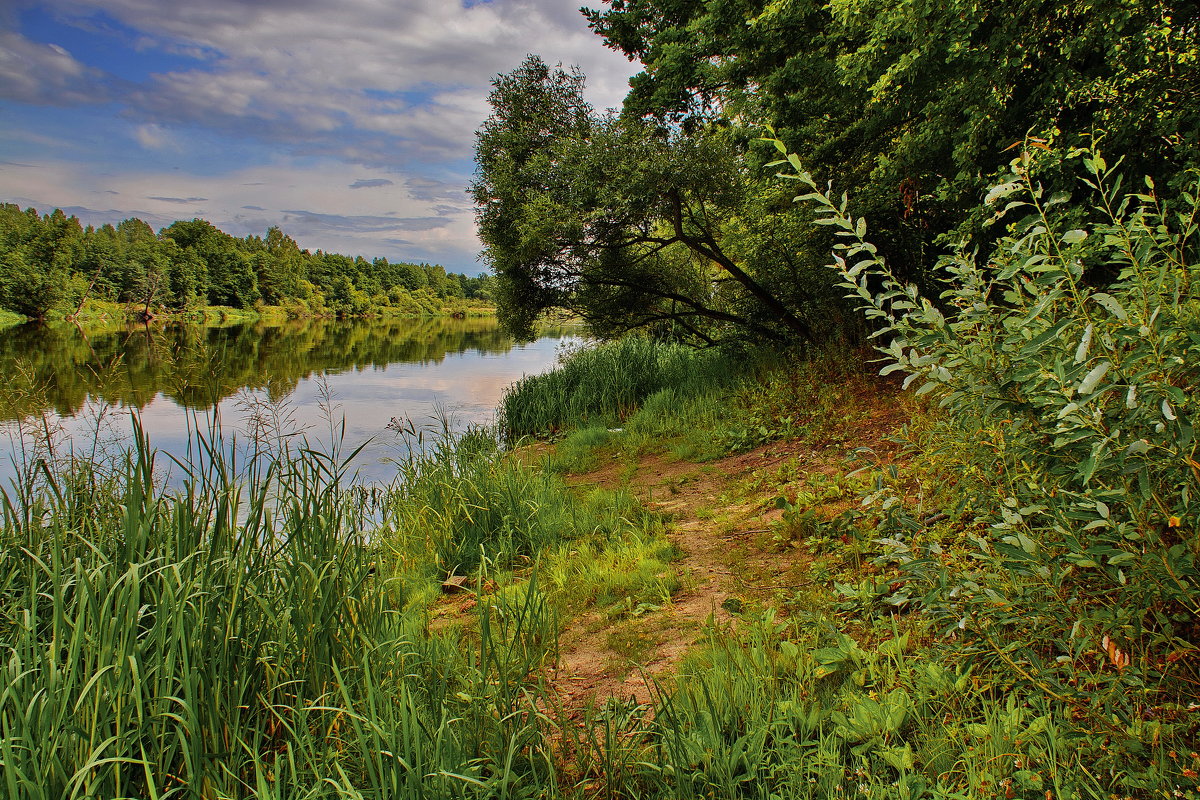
xmin=0 ymin=317 xmax=578 ymax=484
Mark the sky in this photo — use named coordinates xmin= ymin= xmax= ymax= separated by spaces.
xmin=0 ymin=0 xmax=640 ymax=273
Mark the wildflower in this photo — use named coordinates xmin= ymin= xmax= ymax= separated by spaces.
xmin=1168 ymin=516 xmax=1182 ymax=528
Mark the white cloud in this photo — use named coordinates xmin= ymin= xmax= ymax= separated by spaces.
xmin=36 ymin=0 xmax=637 ymax=159
xmin=135 ymin=123 xmax=175 ymax=150
xmin=0 ymin=156 xmax=482 ymax=268
xmin=0 ymin=30 xmax=107 ymax=105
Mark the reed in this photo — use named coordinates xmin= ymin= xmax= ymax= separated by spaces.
xmin=0 ymin=422 xmax=562 ymax=799
xmin=389 ymin=428 xmax=652 ymax=575
xmin=497 ymin=337 xmax=740 ymax=443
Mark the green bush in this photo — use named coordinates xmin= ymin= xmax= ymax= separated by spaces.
xmin=772 ymin=135 xmax=1200 ymax=754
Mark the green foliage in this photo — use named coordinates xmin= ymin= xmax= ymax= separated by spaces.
xmin=587 ymin=0 xmax=1200 ymax=289
xmin=489 ymin=0 xmax=1197 ymax=344
xmin=550 ymin=425 xmax=615 ymax=473
xmin=471 ymin=56 xmax=593 ymax=340
xmin=391 ymin=426 xmax=652 ymax=574
xmin=497 ymin=337 xmax=741 ymax=442
xmin=475 ymin=0 xmax=1200 ymax=342
xmin=622 ymin=387 xmax=731 ymax=460
xmin=472 ymin=57 xmax=854 ymax=345
xmin=587 ymin=612 xmax=1132 ymax=798
xmin=774 ymin=135 xmax=1200 ymax=739
xmin=0 ymin=249 xmax=65 ymax=320
xmin=0 ymin=428 xmax=562 ymax=798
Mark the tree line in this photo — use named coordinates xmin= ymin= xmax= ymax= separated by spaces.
xmin=0 ymin=204 xmax=495 ymax=321
xmin=473 ymin=0 xmax=1199 ymax=346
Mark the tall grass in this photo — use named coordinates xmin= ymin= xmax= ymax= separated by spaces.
xmin=0 ymin=422 xmax=562 ymax=799
xmin=498 ymin=338 xmax=741 ymax=442
xmin=388 ymin=428 xmax=654 ymax=575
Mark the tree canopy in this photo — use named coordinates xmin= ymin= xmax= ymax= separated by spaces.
xmin=587 ymin=0 xmax=1199 ymax=269
xmin=473 ymin=1 xmax=1200 ymax=344
xmin=472 ymin=56 xmax=854 ymax=346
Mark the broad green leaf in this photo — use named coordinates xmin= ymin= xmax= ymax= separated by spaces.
xmin=1077 ymin=361 xmax=1110 ymax=395
xmin=1092 ymin=292 xmax=1128 ymax=320
xmin=1062 ymin=229 xmax=1088 ymax=244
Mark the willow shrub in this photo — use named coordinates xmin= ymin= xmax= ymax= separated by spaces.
xmin=770 ymin=137 xmax=1199 ymax=747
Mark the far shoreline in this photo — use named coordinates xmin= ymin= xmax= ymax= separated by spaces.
xmin=0 ymin=299 xmax=497 ymax=331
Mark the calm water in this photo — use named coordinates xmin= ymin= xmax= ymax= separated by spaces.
xmin=0 ymin=316 xmax=577 ymax=483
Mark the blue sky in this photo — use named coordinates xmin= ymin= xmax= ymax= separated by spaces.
xmin=0 ymin=0 xmax=638 ymax=272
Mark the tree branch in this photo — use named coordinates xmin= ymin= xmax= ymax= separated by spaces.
xmin=667 ymin=188 xmax=814 ymax=342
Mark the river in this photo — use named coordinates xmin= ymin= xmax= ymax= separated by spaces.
xmin=0 ymin=315 xmax=577 ymax=485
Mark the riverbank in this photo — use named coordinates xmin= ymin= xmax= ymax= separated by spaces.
xmin=0 ymin=296 xmax=495 ymax=329
xmin=2 ymin=339 xmax=1197 ymax=798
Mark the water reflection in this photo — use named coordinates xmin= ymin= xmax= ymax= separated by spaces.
xmin=0 ymin=316 xmax=576 ymax=482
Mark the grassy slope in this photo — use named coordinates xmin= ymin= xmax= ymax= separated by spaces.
xmin=494 ymin=343 xmax=1200 ymax=798
xmin=0 ymin=308 xmax=25 ymax=328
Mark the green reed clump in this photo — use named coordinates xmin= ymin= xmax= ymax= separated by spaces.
xmin=0 ymin=423 xmax=560 ymax=799
xmin=547 ymin=425 xmax=616 ymax=474
xmin=390 ymin=427 xmax=652 ymax=575
xmin=498 ymin=337 xmax=740 ymax=442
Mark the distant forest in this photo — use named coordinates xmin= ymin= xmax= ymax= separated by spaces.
xmin=0 ymin=204 xmax=495 ymax=321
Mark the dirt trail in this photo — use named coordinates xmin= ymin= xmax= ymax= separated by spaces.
xmin=425 ymin=389 xmax=910 ymax=723
xmin=548 ymin=421 xmax=902 ymax=718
